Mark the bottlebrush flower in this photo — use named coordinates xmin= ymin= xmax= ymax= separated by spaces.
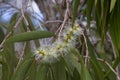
xmin=34 ymin=24 xmax=83 ymax=63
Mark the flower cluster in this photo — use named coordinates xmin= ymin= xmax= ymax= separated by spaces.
xmin=34 ymin=24 xmax=83 ymax=63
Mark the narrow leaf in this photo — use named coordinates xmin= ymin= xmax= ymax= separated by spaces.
xmin=7 ymin=30 xmax=54 ymax=42
xmin=6 ymin=13 xmax=19 ymax=34
xmin=1 ymin=60 xmax=9 ymax=80
xmin=72 ymin=0 xmax=80 ymax=26
xmin=87 ymin=39 xmax=104 ymax=80
xmin=81 ymin=66 xmax=92 ymax=80
xmin=36 ymin=64 xmax=49 ymax=80
xmin=0 ymin=27 xmax=4 ymax=43
xmin=110 ymin=0 xmax=116 ymax=12
xmin=11 ymin=59 xmax=33 ymax=80
xmin=52 ymin=61 xmax=66 ymax=80
xmin=86 ymin=0 xmax=94 ymax=28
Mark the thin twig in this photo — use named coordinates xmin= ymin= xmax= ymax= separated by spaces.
xmin=0 ymin=15 xmax=23 ymax=51
xmin=54 ymin=0 xmax=64 ymax=18
xmin=21 ymin=8 xmax=29 ymax=26
xmin=45 ymin=20 xmax=63 ymax=24
xmin=15 ymin=42 xmax=26 ymax=72
xmin=97 ymin=58 xmax=120 ymax=80
xmin=3 ymin=2 xmax=20 ymax=11
xmin=83 ymin=56 xmax=120 ymax=79
xmin=107 ymin=32 xmax=116 ymax=59
xmin=116 ymin=66 xmax=120 ymax=80
xmin=82 ymin=33 xmax=89 ymax=66
xmin=56 ymin=0 xmax=70 ymax=35
xmin=14 ymin=15 xmax=23 ymax=29
xmin=0 ymin=32 xmax=12 ymax=50
xmin=107 ymin=32 xmax=120 ymax=80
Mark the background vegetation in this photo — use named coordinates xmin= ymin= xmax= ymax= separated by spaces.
xmin=0 ymin=0 xmax=120 ymax=80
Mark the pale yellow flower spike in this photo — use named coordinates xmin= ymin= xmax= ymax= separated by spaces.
xmin=34 ymin=24 xmax=83 ymax=63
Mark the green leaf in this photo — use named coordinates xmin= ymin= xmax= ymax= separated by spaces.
xmin=81 ymin=66 xmax=93 ymax=80
xmin=104 ymin=56 xmax=120 ymax=78
xmin=110 ymin=0 xmax=116 ymax=12
xmin=25 ymin=61 xmax=37 ymax=80
xmin=70 ymin=48 xmax=93 ymax=80
xmin=72 ymin=0 xmax=80 ymax=26
xmin=95 ymin=0 xmax=102 ymax=36
xmin=11 ymin=59 xmax=33 ymax=80
xmin=7 ymin=30 xmax=54 ymax=42
xmin=73 ymin=62 xmax=81 ymax=75
xmin=25 ymin=15 xmax=41 ymax=47
xmin=52 ymin=61 xmax=66 ymax=80
xmin=0 ymin=22 xmax=8 ymax=29
xmin=110 ymin=0 xmax=120 ymax=56
xmin=2 ymin=44 xmax=18 ymax=79
xmin=63 ymin=55 xmax=74 ymax=76
xmin=0 ymin=27 xmax=4 ymax=43
xmin=6 ymin=13 xmax=19 ymax=34
xmin=101 ymin=0 xmax=110 ymax=41
xmin=86 ymin=0 xmax=94 ymax=28
xmin=95 ymin=0 xmax=109 ymax=41
xmin=68 ymin=48 xmax=81 ymax=74
xmin=87 ymin=39 xmax=104 ymax=80
xmin=95 ymin=0 xmax=97 ymax=5
xmin=36 ymin=64 xmax=49 ymax=80
xmin=1 ymin=59 xmax=9 ymax=80
xmin=72 ymin=69 xmax=80 ymax=80
xmin=11 ymin=46 xmax=32 ymax=80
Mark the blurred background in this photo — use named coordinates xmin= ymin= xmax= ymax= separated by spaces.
xmin=0 ymin=0 xmax=120 ymax=80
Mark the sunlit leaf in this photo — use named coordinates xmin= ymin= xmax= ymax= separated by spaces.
xmin=95 ymin=0 xmax=97 ymax=5
xmin=81 ymin=66 xmax=93 ymax=80
xmin=110 ymin=0 xmax=117 ymax=12
xmin=110 ymin=0 xmax=120 ymax=56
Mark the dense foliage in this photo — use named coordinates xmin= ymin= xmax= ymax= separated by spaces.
xmin=0 ymin=0 xmax=120 ymax=80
